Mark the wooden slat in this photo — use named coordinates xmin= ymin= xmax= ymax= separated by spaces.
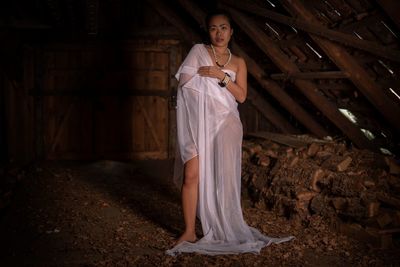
xmin=281 ymin=0 xmax=400 ymax=134
xmin=245 ymin=131 xmax=332 ymax=148
xmin=132 ymin=97 xmax=145 ymax=152
xmin=226 ymin=6 xmax=375 ymax=149
xmin=221 ymin=0 xmax=400 ymax=62
xmin=137 ymin=97 xmax=162 ymax=150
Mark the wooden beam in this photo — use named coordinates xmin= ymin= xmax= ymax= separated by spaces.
xmin=375 ymin=0 xmax=400 ymax=30
xmin=176 ymin=0 xmax=206 ymax=30
xmin=226 ymin=6 xmax=375 ymax=149
xmin=281 ymin=0 xmax=400 ymax=134
xmin=221 ymin=0 xmax=400 ymax=63
xmin=317 ymin=83 xmax=354 ymax=91
xmin=270 ymin=71 xmax=348 ymax=80
xmin=146 ymin=0 xmax=200 ymax=44
xmin=176 ymin=0 xmax=329 ymax=138
xmin=247 ymin=86 xmax=299 ymax=134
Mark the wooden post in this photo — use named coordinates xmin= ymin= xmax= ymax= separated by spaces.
xmin=226 ymin=7 xmax=375 ymax=149
xmin=281 ymin=0 xmax=400 ymax=134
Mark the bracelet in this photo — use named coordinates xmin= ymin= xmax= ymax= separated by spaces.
xmin=218 ymin=73 xmax=231 ymax=87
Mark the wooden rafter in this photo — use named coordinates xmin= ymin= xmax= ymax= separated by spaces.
xmin=176 ymin=0 xmax=329 ymax=138
xmin=226 ymin=6 xmax=375 ymax=149
xmin=375 ymin=0 xmax=400 ymax=30
xmin=281 ymin=0 xmax=400 ymax=134
xmin=221 ymin=0 xmax=400 ymax=63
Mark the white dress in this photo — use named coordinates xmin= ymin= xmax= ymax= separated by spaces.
xmin=167 ymin=44 xmax=294 ymax=256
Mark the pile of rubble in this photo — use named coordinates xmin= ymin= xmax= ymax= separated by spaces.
xmin=242 ymin=132 xmax=400 ymax=249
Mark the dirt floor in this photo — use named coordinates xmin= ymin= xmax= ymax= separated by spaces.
xmin=0 ymin=160 xmax=399 ymax=266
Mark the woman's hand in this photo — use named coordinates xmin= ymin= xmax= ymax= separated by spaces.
xmin=197 ymin=66 xmax=225 ymax=80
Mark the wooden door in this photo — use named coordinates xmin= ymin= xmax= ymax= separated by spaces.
xmin=39 ymin=40 xmax=181 ymax=160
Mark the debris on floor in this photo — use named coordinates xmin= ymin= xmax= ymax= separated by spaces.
xmin=0 ymin=154 xmax=398 ymax=266
xmin=242 ymin=132 xmax=400 ymax=251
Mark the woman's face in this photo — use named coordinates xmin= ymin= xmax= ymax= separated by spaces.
xmin=208 ymin=15 xmax=233 ymax=47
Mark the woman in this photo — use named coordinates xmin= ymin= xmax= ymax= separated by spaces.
xmin=167 ymin=10 xmax=294 ymax=256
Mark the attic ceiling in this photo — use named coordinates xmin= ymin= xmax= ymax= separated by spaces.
xmin=1 ymin=0 xmax=399 ymax=155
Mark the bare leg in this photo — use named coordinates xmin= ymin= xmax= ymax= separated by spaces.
xmin=174 ymin=156 xmax=199 ymax=245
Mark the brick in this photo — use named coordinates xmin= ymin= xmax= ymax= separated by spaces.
xmin=307 ymin=143 xmax=320 ymax=157
xmin=337 ymin=156 xmax=352 ymax=172
xmin=310 ymin=168 xmax=325 ymax=192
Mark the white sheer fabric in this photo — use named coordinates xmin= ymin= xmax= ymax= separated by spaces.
xmin=167 ymin=44 xmax=294 ymax=256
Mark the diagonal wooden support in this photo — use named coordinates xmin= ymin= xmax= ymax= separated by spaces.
xmin=376 ymin=0 xmax=400 ymax=30
xmin=281 ymin=0 xmax=400 ymax=134
xmin=146 ymin=0 xmax=199 ymax=44
xmin=226 ymin=6 xmax=375 ymax=149
xmin=176 ymin=0 xmax=329 ymax=138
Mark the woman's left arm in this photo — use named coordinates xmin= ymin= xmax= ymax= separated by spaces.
xmin=197 ymin=58 xmax=247 ymax=103
xmin=226 ymin=58 xmax=247 ymax=103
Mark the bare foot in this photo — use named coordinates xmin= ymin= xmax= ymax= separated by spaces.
xmin=172 ymin=231 xmax=197 ymax=247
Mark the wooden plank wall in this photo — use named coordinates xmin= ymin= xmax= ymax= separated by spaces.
xmin=38 ymin=40 xmax=178 ymax=160
xmin=3 ymin=47 xmax=35 ymax=164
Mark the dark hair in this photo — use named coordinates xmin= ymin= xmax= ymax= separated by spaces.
xmin=205 ymin=9 xmax=233 ymax=30
xmin=203 ymin=9 xmax=234 ymax=45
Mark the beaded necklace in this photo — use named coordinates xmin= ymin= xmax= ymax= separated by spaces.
xmin=210 ymin=44 xmax=232 ymax=68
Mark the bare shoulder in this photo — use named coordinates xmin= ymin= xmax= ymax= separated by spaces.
xmin=231 ymin=54 xmax=246 ymax=71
